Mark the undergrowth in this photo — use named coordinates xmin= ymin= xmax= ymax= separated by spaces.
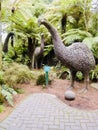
xmin=0 ymin=105 xmax=5 ymax=113
xmin=0 ymin=85 xmax=17 ymax=107
xmin=3 ymin=62 xmax=34 ymax=87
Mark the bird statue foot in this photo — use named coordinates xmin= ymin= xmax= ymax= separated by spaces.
xmin=78 ymin=87 xmax=88 ymax=93
xmin=67 ymin=86 xmax=74 ymax=90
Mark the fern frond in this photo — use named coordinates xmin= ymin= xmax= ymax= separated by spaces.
xmin=1 ymin=85 xmax=17 ymax=107
xmin=83 ymin=36 xmax=98 ymax=49
xmin=62 ymin=29 xmax=92 ymax=44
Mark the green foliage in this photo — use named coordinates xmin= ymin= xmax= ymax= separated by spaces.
xmin=92 ymin=42 xmax=98 ymax=59
xmin=9 ymin=10 xmax=39 ymax=38
xmin=1 ymin=85 xmax=17 ymax=106
xmin=14 ymin=41 xmax=29 ymax=65
xmin=3 ymin=63 xmax=34 ymax=87
xmin=62 ymin=29 xmax=92 ymax=44
xmin=36 ymin=74 xmax=46 ymax=85
xmin=36 ymin=74 xmax=52 ymax=85
xmin=2 ymin=0 xmax=98 ymax=73
xmin=0 ymin=42 xmax=2 ymax=69
xmin=83 ymin=36 xmax=98 ymax=61
xmin=44 ymin=45 xmax=53 ymax=56
xmin=87 ymin=13 xmax=98 ymax=36
xmin=90 ymin=65 xmax=98 ymax=82
xmin=14 ymin=88 xmax=25 ymax=94
xmin=2 ymin=49 xmax=14 ymax=63
xmin=83 ymin=36 xmax=98 ymax=49
xmin=57 ymin=65 xmax=98 ymax=82
xmin=57 ymin=66 xmax=71 ymax=80
xmin=0 ymin=71 xmax=4 ymax=85
xmin=2 ymin=61 xmax=11 ymax=72
xmin=2 ymin=40 xmax=29 ymax=65
xmin=0 ymin=93 xmax=5 ymax=104
xmin=32 ymin=3 xmax=46 ymax=17
xmin=76 ymin=72 xmax=84 ymax=81
xmin=0 ymin=105 xmax=5 ymax=113
xmin=2 ymin=85 xmax=17 ymax=95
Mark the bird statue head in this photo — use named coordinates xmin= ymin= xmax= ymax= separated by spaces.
xmin=38 ymin=17 xmax=46 ymax=26
xmin=10 ymin=32 xmax=14 ymax=36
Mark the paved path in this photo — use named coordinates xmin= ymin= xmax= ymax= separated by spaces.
xmin=0 ymin=93 xmax=98 ymax=130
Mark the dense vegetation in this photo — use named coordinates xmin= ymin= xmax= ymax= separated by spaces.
xmin=0 ymin=0 xmax=98 ymax=110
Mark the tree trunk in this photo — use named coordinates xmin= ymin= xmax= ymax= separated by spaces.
xmin=27 ymin=37 xmax=35 ymax=69
xmin=61 ymin=13 xmax=67 ymax=33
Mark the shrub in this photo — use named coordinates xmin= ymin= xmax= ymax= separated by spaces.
xmin=36 ymin=74 xmax=51 ymax=85
xmin=2 ymin=61 xmax=11 ymax=71
xmin=0 ymin=71 xmax=4 ymax=85
xmin=57 ymin=65 xmax=98 ymax=82
xmin=90 ymin=65 xmax=98 ymax=82
xmin=57 ymin=66 xmax=71 ymax=80
xmin=75 ymin=72 xmax=84 ymax=81
xmin=1 ymin=85 xmax=17 ymax=106
xmin=3 ymin=62 xmax=34 ymax=87
xmin=0 ymin=93 xmax=5 ymax=104
xmin=14 ymin=88 xmax=25 ymax=94
xmin=0 ymin=105 xmax=5 ymax=113
xmin=36 ymin=74 xmax=46 ymax=85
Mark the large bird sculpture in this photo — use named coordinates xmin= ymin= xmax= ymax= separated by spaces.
xmin=38 ymin=18 xmax=95 ymax=91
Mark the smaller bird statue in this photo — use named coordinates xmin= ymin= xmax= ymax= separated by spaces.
xmin=32 ymin=33 xmax=44 ymax=69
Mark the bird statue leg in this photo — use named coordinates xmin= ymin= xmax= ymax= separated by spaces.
xmin=79 ymin=73 xmax=89 ymax=93
xmin=32 ymin=55 xmax=38 ymax=69
xmin=32 ymin=55 xmax=35 ymax=69
xmin=69 ymin=70 xmax=76 ymax=89
xmin=35 ymin=59 xmax=38 ymax=69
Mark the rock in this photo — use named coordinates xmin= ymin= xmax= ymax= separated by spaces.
xmin=91 ymin=83 xmax=98 ymax=90
xmin=64 ymin=90 xmax=76 ymax=100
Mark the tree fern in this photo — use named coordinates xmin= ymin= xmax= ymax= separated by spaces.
xmin=83 ymin=36 xmax=98 ymax=49
xmin=44 ymin=45 xmax=53 ymax=56
xmin=62 ymin=29 xmax=92 ymax=44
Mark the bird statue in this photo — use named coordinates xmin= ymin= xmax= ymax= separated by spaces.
xmin=3 ymin=32 xmax=14 ymax=53
xmin=38 ymin=18 xmax=95 ymax=91
xmin=32 ymin=33 xmax=44 ymax=69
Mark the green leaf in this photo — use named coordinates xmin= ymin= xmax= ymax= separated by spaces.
xmin=1 ymin=89 xmax=14 ymax=106
xmin=0 ymin=105 xmax=5 ymax=113
xmin=62 ymin=29 xmax=92 ymax=44
xmin=1 ymin=85 xmax=17 ymax=107
xmin=83 ymin=36 xmax=98 ymax=49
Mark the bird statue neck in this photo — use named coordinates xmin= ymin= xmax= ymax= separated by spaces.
xmin=40 ymin=21 xmax=65 ymax=48
xmin=40 ymin=34 xmax=44 ymax=51
xmin=40 ymin=20 xmax=66 ymax=60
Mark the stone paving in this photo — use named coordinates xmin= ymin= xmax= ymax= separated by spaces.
xmin=0 ymin=93 xmax=98 ymax=130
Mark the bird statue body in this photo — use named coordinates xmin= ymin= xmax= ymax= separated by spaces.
xmin=38 ymin=19 xmax=95 ymax=90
